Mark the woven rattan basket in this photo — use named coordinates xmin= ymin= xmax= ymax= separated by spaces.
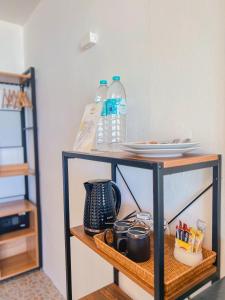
xmin=94 ymin=232 xmax=216 ymax=295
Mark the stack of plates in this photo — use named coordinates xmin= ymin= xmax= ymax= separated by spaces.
xmin=122 ymin=141 xmax=200 ymax=158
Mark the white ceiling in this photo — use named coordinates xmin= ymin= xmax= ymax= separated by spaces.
xmin=0 ymin=0 xmax=40 ymax=25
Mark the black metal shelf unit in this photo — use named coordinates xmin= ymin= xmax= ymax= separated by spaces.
xmin=0 ymin=67 xmax=42 ymax=273
xmin=62 ymin=151 xmax=221 ymax=300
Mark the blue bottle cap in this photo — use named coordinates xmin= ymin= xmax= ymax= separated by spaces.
xmin=112 ymin=76 xmax=120 ymax=81
xmin=99 ymin=80 xmax=108 ymax=85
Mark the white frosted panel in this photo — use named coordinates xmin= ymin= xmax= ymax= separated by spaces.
xmin=0 ymin=112 xmax=21 ymax=147
xmin=28 ymin=176 xmax=36 ymax=203
xmin=0 ymin=195 xmax=24 ymax=204
xmin=0 ymin=147 xmax=24 ymax=165
xmin=24 ymin=105 xmax=33 ymax=127
xmin=0 ymin=176 xmax=25 ymax=198
xmin=26 ymin=121 xmax=35 ymax=203
xmin=27 ymin=130 xmax=34 ymax=169
xmin=0 ymin=89 xmax=3 ymax=107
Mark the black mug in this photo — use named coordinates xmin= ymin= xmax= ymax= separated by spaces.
xmin=127 ymin=226 xmax=150 ymax=262
xmin=104 ymin=220 xmax=133 ymax=253
xmin=104 ymin=222 xmax=150 ymax=262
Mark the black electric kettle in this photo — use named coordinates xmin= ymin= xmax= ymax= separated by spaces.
xmin=83 ymin=179 xmax=121 ymax=236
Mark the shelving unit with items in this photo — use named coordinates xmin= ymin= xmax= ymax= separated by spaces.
xmin=62 ymin=151 xmax=221 ymax=300
xmin=0 ymin=69 xmax=42 ymax=280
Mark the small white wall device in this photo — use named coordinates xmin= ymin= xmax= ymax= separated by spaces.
xmin=80 ymin=32 xmax=98 ymax=50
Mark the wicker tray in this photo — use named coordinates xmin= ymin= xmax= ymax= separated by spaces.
xmin=94 ymin=233 xmax=216 ymax=295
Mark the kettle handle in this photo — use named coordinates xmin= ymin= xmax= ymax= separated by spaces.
xmin=111 ymin=181 xmax=121 ymax=215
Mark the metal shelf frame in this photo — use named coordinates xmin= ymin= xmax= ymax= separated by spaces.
xmin=62 ymin=151 xmax=221 ymax=300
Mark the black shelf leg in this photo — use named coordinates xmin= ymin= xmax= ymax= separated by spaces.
xmin=111 ymin=162 xmax=119 ymax=286
xmin=20 ymin=86 xmax=29 ymax=199
xmin=212 ymin=157 xmax=221 ymax=282
xmin=30 ymin=67 xmax=43 ymax=269
xmin=153 ymin=164 xmax=164 ymax=300
xmin=63 ymin=154 xmax=72 ymax=300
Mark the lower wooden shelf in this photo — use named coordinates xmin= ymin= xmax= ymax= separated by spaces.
xmin=0 ymin=228 xmax=36 ymax=245
xmin=71 ymin=226 xmax=217 ymax=300
xmin=0 ymin=199 xmax=39 ymax=280
xmin=0 ymin=252 xmax=38 ymax=280
xmin=79 ymin=283 xmax=132 ymax=300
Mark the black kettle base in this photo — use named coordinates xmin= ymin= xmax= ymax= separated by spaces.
xmin=84 ymin=226 xmax=103 ymax=236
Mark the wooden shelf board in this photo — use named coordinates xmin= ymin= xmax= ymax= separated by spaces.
xmin=0 ymin=163 xmax=34 ymax=177
xmin=0 ymin=252 xmax=37 ymax=280
xmin=79 ymin=283 xmax=132 ymax=300
xmin=0 ymin=228 xmax=36 ymax=245
xmin=71 ymin=226 xmax=217 ymax=299
xmin=0 ymin=71 xmax=31 ymax=85
xmin=0 ymin=200 xmax=36 ymax=218
xmin=71 ymin=226 xmax=154 ymax=295
xmin=65 ymin=151 xmax=219 ymax=169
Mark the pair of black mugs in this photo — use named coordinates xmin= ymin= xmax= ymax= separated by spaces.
xmin=104 ymin=220 xmax=150 ymax=262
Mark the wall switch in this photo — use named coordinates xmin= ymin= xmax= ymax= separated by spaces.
xmin=80 ymin=32 xmax=98 ymax=50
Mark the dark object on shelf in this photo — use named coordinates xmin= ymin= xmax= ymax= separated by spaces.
xmin=83 ymin=179 xmax=121 ymax=236
xmin=192 ymin=276 xmax=225 ymax=300
xmin=121 ymin=210 xmax=137 ymax=221
xmin=0 ymin=212 xmax=29 ymax=235
xmin=127 ymin=225 xmax=150 ymax=262
xmin=104 ymin=220 xmax=133 ymax=252
xmin=104 ymin=220 xmax=151 ymax=262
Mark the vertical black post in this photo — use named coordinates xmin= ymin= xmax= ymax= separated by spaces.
xmin=153 ymin=164 xmax=164 ymax=300
xmin=111 ymin=162 xmax=119 ymax=286
xmin=63 ymin=154 xmax=72 ymax=300
xmin=20 ymin=84 xmax=29 ymax=199
xmin=212 ymin=156 xmax=221 ymax=281
xmin=29 ymin=67 xmax=43 ymax=268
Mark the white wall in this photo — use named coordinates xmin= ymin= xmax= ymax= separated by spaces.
xmin=0 ymin=20 xmax=24 ymax=72
xmin=24 ymin=1 xmax=225 ymax=299
xmin=0 ymin=21 xmax=25 ymax=203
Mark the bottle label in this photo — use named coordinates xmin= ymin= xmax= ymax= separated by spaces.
xmin=101 ymin=101 xmax=107 ymax=116
xmin=106 ymin=98 xmax=126 ymax=115
xmin=119 ymin=98 xmax=127 ymax=115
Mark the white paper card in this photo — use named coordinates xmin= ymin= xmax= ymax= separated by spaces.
xmin=73 ymin=103 xmax=101 ymax=152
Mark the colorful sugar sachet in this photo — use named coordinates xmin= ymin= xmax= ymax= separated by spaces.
xmin=175 ymin=220 xmax=206 ymax=253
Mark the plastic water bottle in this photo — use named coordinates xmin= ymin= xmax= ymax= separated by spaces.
xmin=106 ymin=76 xmax=127 ymax=151
xmin=95 ymin=80 xmax=108 ymax=150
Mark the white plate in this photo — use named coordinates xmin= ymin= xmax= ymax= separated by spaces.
xmin=122 ymin=147 xmax=199 ymax=158
xmin=122 ymin=141 xmax=200 ymax=150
